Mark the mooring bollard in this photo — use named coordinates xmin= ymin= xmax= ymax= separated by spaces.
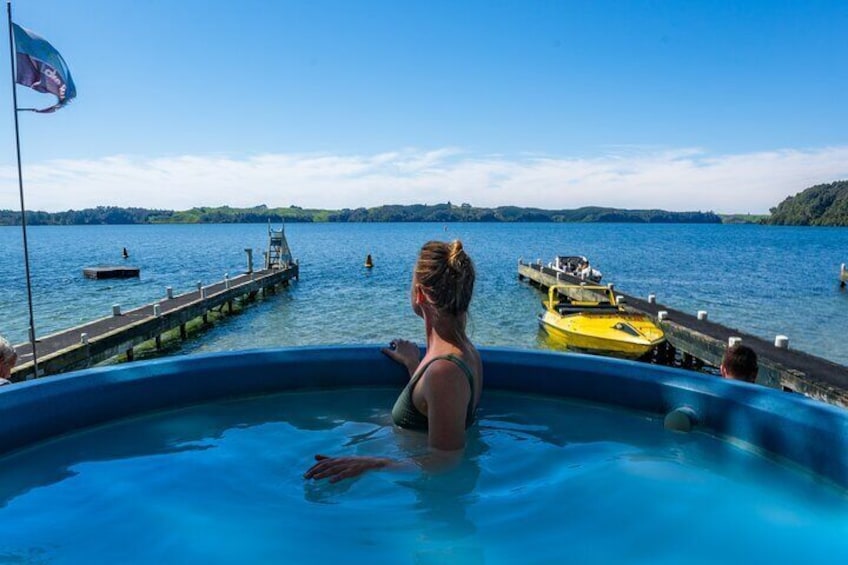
xmin=658 ymin=311 xmax=669 ymax=321
xmin=775 ymin=335 xmax=789 ymax=349
xmin=196 ymin=281 xmax=202 ymax=291
xmin=697 ymin=310 xmax=708 ymax=321
xmin=112 ymin=304 xmax=121 ymax=316
xmin=80 ymin=332 xmax=88 ymax=345
xmin=224 ymin=273 xmax=230 ymax=289
xmin=648 ymin=294 xmax=656 ymax=304
xmin=153 ymin=304 xmax=161 ymax=317
xmin=166 ymin=286 xmax=173 ymax=299
xmin=728 ymin=336 xmax=742 ymax=347
xmin=200 ymin=287 xmax=207 ymax=299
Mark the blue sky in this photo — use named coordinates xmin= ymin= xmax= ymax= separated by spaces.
xmin=2 ymin=0 xmax=847 ymax=213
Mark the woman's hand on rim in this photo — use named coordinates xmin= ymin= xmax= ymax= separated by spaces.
xmin=381 ymin=339 xmax=420 ymax=376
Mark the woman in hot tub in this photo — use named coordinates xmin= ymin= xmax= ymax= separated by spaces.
xmin=305 ymin=240 xmax=482 ymax=483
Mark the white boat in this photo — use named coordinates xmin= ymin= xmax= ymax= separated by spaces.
xmin=549 ymin=255 xmax=603 ymax=283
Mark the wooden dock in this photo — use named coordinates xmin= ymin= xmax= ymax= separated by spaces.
xmin=519 ymin=260 xmax=848 ymax=408
xmin=10 ymin=264 xmax=299 ymax=381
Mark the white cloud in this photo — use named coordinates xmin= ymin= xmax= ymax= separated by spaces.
xmin=1 ymin=146 xmax=847 ymax=213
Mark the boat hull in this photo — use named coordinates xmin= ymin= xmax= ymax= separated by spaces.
xmin=539 ymin=311 xmax=665 ymax=359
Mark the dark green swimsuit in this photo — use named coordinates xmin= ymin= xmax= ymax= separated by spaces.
xmin=391 ymin=354 xmax=477 ymax=431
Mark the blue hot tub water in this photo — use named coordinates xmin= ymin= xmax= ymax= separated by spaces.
xmin=0 ymin=347 xmax=847 ymax=562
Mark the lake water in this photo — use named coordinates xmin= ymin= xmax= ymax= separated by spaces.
xmin=1 ymin=223 xmax=846 ymax=366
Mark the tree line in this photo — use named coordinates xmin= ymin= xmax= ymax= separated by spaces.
xmin=767 ymin=180 xmax=848 ymax=226
xmin=0 ymin=203 xmax=722 ymax=226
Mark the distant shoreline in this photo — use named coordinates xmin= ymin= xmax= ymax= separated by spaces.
xmin=0 ymin=203 xmax=757 ymax=226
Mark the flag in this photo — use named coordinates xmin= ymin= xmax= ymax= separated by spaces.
xmin=12 ymin=23 xmax=76 ymax=113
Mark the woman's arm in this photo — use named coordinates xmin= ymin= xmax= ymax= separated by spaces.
xmin=421 ymin=359 xmax=471 ymax=451
xmin=305 ymin=360 xmax=470 ymax=483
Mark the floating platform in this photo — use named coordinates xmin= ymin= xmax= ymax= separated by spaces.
xmin=83 ymin=266 xmax=140 ymax=279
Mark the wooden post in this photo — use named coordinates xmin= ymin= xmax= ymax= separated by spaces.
xmin=180 ymin=323 xmax=187 ymax=340
xmin=126 ymin=348 xmax=134 ymax=361
xmin=155 ymin=335 xmax=162 ymax=350
xmin=202 ymin=313 xmax=208 ymax=325
xmin=665 ymin=343 xmax=677 ymax=366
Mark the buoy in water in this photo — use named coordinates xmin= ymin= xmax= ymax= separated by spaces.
xmin=364 ymin=254 xmax=374 ymax=268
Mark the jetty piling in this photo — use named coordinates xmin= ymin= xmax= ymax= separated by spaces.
xmin=519 ymin=259 xmax=848 ymax=408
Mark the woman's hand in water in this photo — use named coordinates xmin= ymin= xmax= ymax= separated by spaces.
xmin=381 ymin=339 xmax=420 ymax=377
xmin=304 ymin=454 xmax=393 ymax=483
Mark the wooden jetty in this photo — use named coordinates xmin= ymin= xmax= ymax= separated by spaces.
xmin=83 ymin=266 xmax=140 ymax=279
xmin=8 ymin=223 xmax=300 ymax=381
xmin=10 ymin=264 xmax=298 ymax=381
xmin=519 ymin=259 xmax=848 ymax=408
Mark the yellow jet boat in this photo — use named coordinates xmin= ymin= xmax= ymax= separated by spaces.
xmin=538 ymin=284 xmax=665 ymax=360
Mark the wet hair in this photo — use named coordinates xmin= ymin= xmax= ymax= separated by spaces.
xmin=0 ymin=336 xmax=16 ymax=367
xmin=415 ymin=240 xmax=476 ymax=316
xmin=721 ymin=344 xmax=758 ymax=383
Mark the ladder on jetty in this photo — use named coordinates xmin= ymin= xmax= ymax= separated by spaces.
xmin=10 ymin=235 xmax=299 ymax=381
xmin=518 ymin=259 xmax=848 ymax=408
xmin=265 ymin=222 xmax=292 ymax=270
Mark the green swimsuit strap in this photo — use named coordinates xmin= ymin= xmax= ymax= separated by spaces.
xmin=411 ymin=354 xmax=476 ymax=396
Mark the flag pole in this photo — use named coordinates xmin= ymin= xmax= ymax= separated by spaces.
xmin=6 ymin=0 xmax=39 ymax=378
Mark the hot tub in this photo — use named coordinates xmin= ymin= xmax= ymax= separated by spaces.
xmin=0 ymin=346 xmax=846 ymax=562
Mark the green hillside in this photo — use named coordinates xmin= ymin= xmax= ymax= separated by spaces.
xmin=767 ymin=180 xmax=848 ymax=226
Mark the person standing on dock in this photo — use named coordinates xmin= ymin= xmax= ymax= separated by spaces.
xmin=720 ymin=344 xmax=758 ymax=383
xmin=305 ymin=240 xmax=482 ymax=482
xmin=0 ymin=337 xmax=17 ymax=386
